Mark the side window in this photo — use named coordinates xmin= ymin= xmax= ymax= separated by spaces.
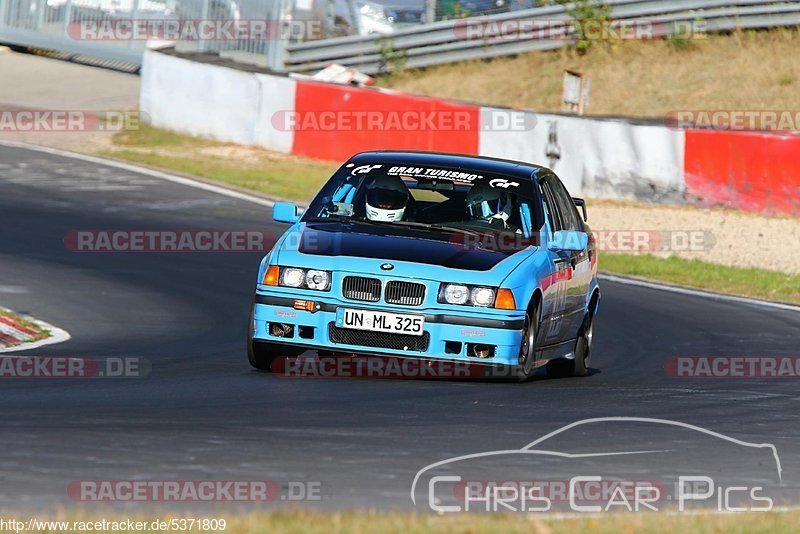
xmin=546 ymin=175 xmax=580 ymax=231
xmin=539 ymin=180 xmax=563 ymax=231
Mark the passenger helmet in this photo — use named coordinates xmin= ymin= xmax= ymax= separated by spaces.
xmin=466 ymin=182 xmax=513 ymax=226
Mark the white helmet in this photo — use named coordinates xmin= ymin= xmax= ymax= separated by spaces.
xmin=466 ymin=183 xmax=513 ymax=227
xmin=365 ymin=174 xmax=409 ymax=222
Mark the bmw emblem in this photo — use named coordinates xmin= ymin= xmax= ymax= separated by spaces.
xmin=381 ymin=263 xmax=394 ymax=271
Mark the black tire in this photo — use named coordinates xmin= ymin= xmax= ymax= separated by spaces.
xmin=514 ymin=301 xmax=540 ymax=381
xmin=248 ymin=339 xmax=279 ymax=371
xmin=247 ymin=303 xmax=306 ymax=371
xmin=546 ymin=311 xmax=594 ymax=379
xmin=247 ymin=304 xmax=275 ymax=371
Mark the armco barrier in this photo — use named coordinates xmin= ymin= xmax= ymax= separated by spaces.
xmin=140 ymin=49 xmax=798 ymax=216
xmin=685 ymin=129 xmax=800 ymax=216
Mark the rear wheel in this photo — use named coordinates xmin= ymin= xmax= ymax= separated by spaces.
xmin=546 ymin=311 xmax=594 ymax=379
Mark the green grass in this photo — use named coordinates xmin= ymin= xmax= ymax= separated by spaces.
xmin=224 ymin=510 xmax=800 ymax=533
xmin=378 ymin=28 xmax=800 ymax=118
xmin=103 ymin=126 xmax=337 ymax=202
xmin=601 ymin=254 xmax=800 ymax=304
xmin=111 ymin=124 xmax=210 ymax=147
xmin=19 ymin=510 xmax=800 ymax=534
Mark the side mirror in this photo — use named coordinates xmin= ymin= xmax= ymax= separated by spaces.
xmin=273 ymin=202 xmax=301 ymax=224
xmin=572 ymin=197 xmax=588 ymax=222
xmin=548 ymin=230 xmax=588 ymax=252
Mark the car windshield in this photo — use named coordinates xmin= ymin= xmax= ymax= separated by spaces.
xmin=303 ymin=162 xmax=542 ymax=239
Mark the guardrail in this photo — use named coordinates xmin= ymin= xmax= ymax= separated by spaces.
xmin=2 ymin=0 xmax=799 ymax=72
xmin=284 ymin=0 xmax=800 ymax=74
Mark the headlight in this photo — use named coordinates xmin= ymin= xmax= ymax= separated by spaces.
xmin=269 ymin=267 xmax=331 ymax=291
xmin=470 ymin=287 xmax=495 ymax=307
xmin=305 ymin=269 xmax=330 ymax=290
xmin=443 ymin=284 xmax=469 ymax=305
xmin=439 ymin=284 xmax=497 ymax=307
xmin=281 ymin=267 xmax=305 ymax=288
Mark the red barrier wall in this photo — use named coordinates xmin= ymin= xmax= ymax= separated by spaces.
xmin=290 ymin=81 xmax=480 ymax=161
xmin=685 ymin=130 xmax=800 ymax=216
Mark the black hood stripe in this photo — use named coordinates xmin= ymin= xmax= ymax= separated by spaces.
xmin=299 ymin=223 xmax=514 ymax=271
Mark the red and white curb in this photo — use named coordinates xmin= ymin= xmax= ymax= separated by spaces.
xmin=0 ymin=308 xmax=70 ymax=353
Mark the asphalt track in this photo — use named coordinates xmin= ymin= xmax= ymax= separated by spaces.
xmin=1 ymin=143 xmax=800 ymax=513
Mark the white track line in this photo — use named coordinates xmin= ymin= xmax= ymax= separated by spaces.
xmin=601 ymin=273 xmax=800 ymax=313
xmin=0 ymin=139 xmax=276 ymax=208
xmin=2 ymin=139 xmax=797 ymax=314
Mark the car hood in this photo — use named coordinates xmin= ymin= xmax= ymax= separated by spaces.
xmin=274 ymin=222 xmax=536 ymax=285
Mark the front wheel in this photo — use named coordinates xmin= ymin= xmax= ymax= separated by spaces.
xmin=514 ymin=302 xmax=540 ymax=381
xmin=248 ymin=339 xmax=280 ymax=371
xmin=247 ymin=305 xmax=275 ymax=371
xmin=246 ymin=304 xmax=303 ymax=371
xmin=546 ymin=312 xmax=594 ymax=379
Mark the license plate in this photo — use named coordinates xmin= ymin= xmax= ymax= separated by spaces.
xmin=336 ymin=308 xmax=425 ymax=336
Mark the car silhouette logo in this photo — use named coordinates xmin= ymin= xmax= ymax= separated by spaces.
xmin=381 ymin=263 xmax=394 ymax=271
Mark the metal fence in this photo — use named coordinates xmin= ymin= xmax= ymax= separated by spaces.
xmin=285 ymin=0 xmax=800 ymax=73
xmin=0 ymin=0 xmax=299 ymax=69
xmin=1 ymin=0 xmax=800 ymax=72
xmin=0 ymin=0 xmax=415 ymax=69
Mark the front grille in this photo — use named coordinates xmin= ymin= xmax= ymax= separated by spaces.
xmin=328 ymin=323 xmax=430 ymax=352
xmin=342 ymin=276 xmax=381 ymax=302
xmin=385 ymin=280 xmax=426 ymax=306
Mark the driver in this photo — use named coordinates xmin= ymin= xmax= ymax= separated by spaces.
xmin=365 ymin=174 xmax=410 ymax=222
xmin=466 ymin=182 xmax=515 ymax=229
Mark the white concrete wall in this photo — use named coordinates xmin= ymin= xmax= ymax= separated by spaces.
xmin=479 ymin=108 xmax=686 ymax=203
xmin=253 ymin=73 xmax=296 ymax=154
xmin=140 ymin=50 xmax=295 ymax=152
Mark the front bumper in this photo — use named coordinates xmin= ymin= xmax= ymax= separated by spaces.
xmin=252 ymin=290 xmax=525 ymax=367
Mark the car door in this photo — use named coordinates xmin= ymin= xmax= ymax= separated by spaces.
xmin=545 ymin=174 xmax=591 ymax=340
xmin=537 ymin=178 xmax=569 ymax=346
